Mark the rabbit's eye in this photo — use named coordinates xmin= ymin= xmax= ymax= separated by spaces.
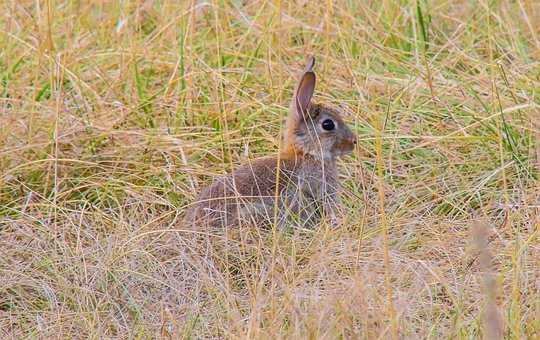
xmin=321 ymin=119 xmax=335 ymax=131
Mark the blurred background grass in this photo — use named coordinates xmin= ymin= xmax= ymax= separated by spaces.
xmin=1 ymin=0 xmax=539 ymax=338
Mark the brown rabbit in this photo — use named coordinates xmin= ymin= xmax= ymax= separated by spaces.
xmin=184 ymin=57 xmax=357 ymax=230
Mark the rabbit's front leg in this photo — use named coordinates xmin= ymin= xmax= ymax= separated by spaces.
xmin=322 ymin=182 xmax=344 ymax=228
xmin=324 ymin=198 xmax=342 ymax=228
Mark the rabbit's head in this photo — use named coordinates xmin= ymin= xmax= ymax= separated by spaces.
xmin=283 ymin=57 xmax=357 ymax=161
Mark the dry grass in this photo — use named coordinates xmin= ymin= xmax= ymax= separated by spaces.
xmin=1 ymin=0 xmax=540 ymax=338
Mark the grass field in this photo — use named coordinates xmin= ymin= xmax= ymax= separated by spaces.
xmin=1 ymin=0 xmax=540 ymax=338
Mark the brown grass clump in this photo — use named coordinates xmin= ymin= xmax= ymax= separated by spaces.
xmin=1 ymin=1 xmax=540 ymax=338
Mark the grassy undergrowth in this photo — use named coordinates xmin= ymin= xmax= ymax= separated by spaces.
xmin=1 ymin=0 xmax=539 ymax=338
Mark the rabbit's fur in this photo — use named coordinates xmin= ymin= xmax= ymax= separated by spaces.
xmin=185 ymin=57 xmax=357 ymax=229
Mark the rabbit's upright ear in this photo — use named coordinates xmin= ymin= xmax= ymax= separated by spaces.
xmin=292 ymin=56 xmax=316 ymax=119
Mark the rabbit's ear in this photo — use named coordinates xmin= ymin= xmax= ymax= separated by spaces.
xmin=292 ymin=57 xmax=316 ymax=118
xmin=303 ymin=56 xmax=315 ymax=73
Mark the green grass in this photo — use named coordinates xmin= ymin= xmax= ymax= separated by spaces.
xmin=1 ymin=0 xmax=540 ymax=338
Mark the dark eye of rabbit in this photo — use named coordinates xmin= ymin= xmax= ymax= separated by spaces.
xmin=321 ymin=119 xmax=335 ymax=131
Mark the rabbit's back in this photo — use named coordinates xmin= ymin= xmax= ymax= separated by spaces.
xmin=184 ymin=156 xmax=338 ymax=229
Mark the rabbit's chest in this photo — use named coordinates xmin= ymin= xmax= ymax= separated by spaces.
xmin=279 ymin=162 xmax=339 ymax=214
xmin=292 ymin=164 xmax=338 ymax=197
xmin=271 ymin=165 xmax=338 ymax=229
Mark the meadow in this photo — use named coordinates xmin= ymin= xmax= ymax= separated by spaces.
xmin=1 ymin=0 xmax=539 ymax=338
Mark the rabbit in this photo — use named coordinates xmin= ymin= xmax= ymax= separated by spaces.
xmin=184 ymin=56 xmax=357 ymax=230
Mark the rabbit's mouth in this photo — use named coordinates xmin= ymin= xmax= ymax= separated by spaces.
xmin=334 ymin=140 xmax=356 ymax=157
